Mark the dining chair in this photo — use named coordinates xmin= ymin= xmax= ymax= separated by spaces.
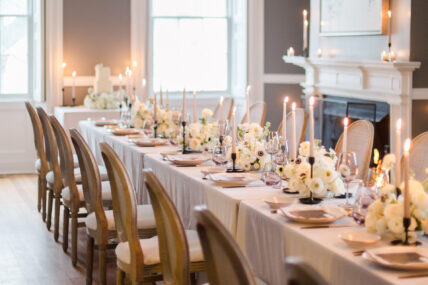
xmin=408 ymin=131 xmax=428 ymax=181
xmin=284 ymin=257 xmax=328 ymax=285
xmin=278 ymin=108 xmax=308 ymax=146
xmin=25 ymin=102 xmax=48 ymax=219
xmin=70 ymin=129 xmax=157 ymax=284
xmin=240 ymin=102 xmax=267 ymax=126
xmin=213 ymin=97 xmax=234 ymax=121
xmin=335 ymin=120 xmax=374 ymax=182
xmin=194 ymin=206 xmax=265 ymax=285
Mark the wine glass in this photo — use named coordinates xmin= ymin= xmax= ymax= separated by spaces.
xmin=336 ymin=152 xmax=359 ymax=211
xmin=352 ymin=183 xmax=375 ymax=225
xmin=212 ymin=145 xmax=228 ymax=166
xmin=263 ymin=131 xmax=282 ymax=187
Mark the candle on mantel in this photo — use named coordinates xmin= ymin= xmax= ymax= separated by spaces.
xmin=387 ymin=10 xmax=392 ymax=48
xmin=193 ymin=91 xmax=197 ymax=123
xmin=142 ymin=78 xmax=146 ymax=102
xmin=403 ymin=138 xmax=411 ymax=219
xmin=287 ymin=47 xmax=295 ymax=56
xmin=159 ymin=86 xmax=163 ymax=107
xmin=381 ymin=51 xmax=388 ymax=61
xmin=389 ymin=50 xmax=396 ymax=62
xmin=153 ymin=91 xmax=157 ymax=121
xmin=166 ymin=89 xmax=169 ymax=109
xmin=309 ymin=96 xmax=315 ymax=157
xmin=395 ymin=119 xmax=402 ymax=188
xmin=246 ymin=85 xmax=251 ymax=123
xmin=182 ymin=89 xmax=186 ymax=122
xmin=62 ymin=62 xmax=67 ymax=69
xmin=219 ymin=96 xmax=224 ymax=121
xmin=231 ymin=107 xmax=237 ymax=154
xmin=282 ymin=96 xmax=289 ymax=143
xmin=118 ymin=73 xmax=123 ymax=104
xmin=291 ymin=103 xmax=297 ymax=161
xmin=303 ymin=10 xmax=309 ymax=52
xmin=343 ymin=117 xmax=349 ymax=154
xmin=317 ymin=49 xmax=322 ymax=58
xmin=72 ymin=71 xmax=77 ymax=102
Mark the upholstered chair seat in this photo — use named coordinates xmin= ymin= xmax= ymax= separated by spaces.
xmin=46 ymin=165 xmax=108 ymax=186
xmin=36 ymin=154 xmax=79 ymax=172
xmin=62 ymin=181 xmax=113 ymax=204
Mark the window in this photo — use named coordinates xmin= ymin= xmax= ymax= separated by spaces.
xmin=151 ymin=0 xmax=230 ymax=93
xmin=0 ymin=0 xmax=35 ymax=99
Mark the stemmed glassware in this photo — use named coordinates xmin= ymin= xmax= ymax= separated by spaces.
xmin=336 ymin=152 xmax=359 ymax=211
xmin=212 ymin=145 xmax=228 ymax=166
xmin=263 ymin=131 xmax=282 ymax=187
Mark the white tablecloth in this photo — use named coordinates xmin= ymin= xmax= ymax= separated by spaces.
xmin=237 ymin=199 xmax=428 ymax=285
xmin=54 ymin=106 xmax=120 ymax=132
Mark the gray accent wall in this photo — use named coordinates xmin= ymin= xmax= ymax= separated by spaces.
xmin=410 ymin=1 xmax=428 ymax=88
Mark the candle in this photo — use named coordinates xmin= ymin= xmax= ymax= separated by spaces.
xmin=387 ymin=10 xmax=392 ymax=47
xmin=343 ymin=117 xmax=349 ymax=154
xmin=193 ymin=91 xmax=197 ymax=123
xmin=309 ymin=96 xmax=315 ymax=157
xmin=142 ymin=78 xmax=146 ymax=102
xmin=287 ymin=47 xmax=295 ymax=56
xmin=395 ymin=118 xmax=402 ymax=188
xmin=389 ymin=50 xmax=396 ymax=62
xmin=246 ymin=85 xmax=251 ymax=124
xmin=62 ymin=62 xmax=67 ymax=69
xmin=291 ymin=103 xmax=296 ymax=161
xmin=403 ymin=138 xmax=411 ymax=219
xmin=317 ymin=49 xmax=322 ymax=58
xmin=166 ymin=89 xmax=169 ymax=109
xmin=182 ymin=88 xmax=186 ymax=122
xmin=72 ymin=71 xmax=76 ymax=101
xmin=118 ymin=73 xmax=123 ymax=104
xmin=160 ymin=86 xmax=163 ymax=107
xmin=219 ymin=96 xmax=224 ymax=121
xmin=232 ymin=107 xmax=237 ymax=154
xmin=125 ymin=66 xmax=130 ymax=99
xmin=303 ymin=10 xmax=308 ymax=51
xmin=381 ymin=51 xmax=388 ymax=61
xmin=282 ymin=97 xmax=289 ymax=143
xmin=153 ymin=91 xmax=157 ymax=121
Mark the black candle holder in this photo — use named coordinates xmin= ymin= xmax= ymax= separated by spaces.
xmin=72 ymin=97 xmax=76 ymax=107
xmin=181 ymin=120 xmax=192 ymax=154
xmin=153 ymin=120 xmax=158 ymax=138
xmin=303 ymin=47 xmax=309 ymax=58
xmin=390 ymin=217 xmax=422 ymax=246
xmin=227 ymin=153 xmax=244 ymax=173
xmin=299 ymin=156 xmax=323 ymax=204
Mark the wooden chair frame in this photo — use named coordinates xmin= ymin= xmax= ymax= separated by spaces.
xmin=240 ymin=102 xmax=267 ymax=126
xmin=285 ymin=257 xmax=328 ymax=285
xmin=408 ymin=131 xmax=428 ymax=181
xmin=277 ymin=108 xmax=308 ymax=146
xmin=213 ymin=97 xmax=234 ymax=121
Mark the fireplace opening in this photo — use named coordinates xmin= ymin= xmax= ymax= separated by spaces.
xmin=312 ymin=96 xmax=390 ymax=159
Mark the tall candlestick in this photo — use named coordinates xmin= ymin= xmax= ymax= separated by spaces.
xmin=246 ymin=85 xmax=251 ymax=124
xmin=166 ymin=89 xmax=169 ymax=109
xmin=309 ymin=96 xmax=315 ymax=157
xmin=403 ymin=138 xmax=411 ymax=219
xmin=219 ymin=96 xmax=224 ymax=121
xmin=72 ymin=71 xmax=76 ymax=103
xmin=193 ymin=91 xmax=197 ymax=123
xmin=343 ymin=117 xmax=349 ymax=154
xmin=125 ymin=66 xmax=130 ymax=100
xmin=387 ymin=10 xmax=392 ymax=48
xmin=282 ymin=97 xmax=289 ymax=141
xmin=182 ymin=89 xmax=186 ymax=122
xmin=142 ymin=78 xmax=146 ymax=102
xmin=232 ymin=107 xmax=237 ymax=154
xmin=291 ymin=103 xmax=296 ymax=161
xmin=118 ymin=73 xmax=123 ymax=104
xmin=303 ymin=10 xmax=309 ymax=54
xmin=160 ymin=86 xmax=163 ymax=107
xmin=153 ymin=91 xmax=157 ymax=121
xmin=395 ymin=119 xmax=402 ymax=188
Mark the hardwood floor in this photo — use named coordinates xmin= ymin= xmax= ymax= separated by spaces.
xmin=0 ymin=174 xmax=116 ymax=285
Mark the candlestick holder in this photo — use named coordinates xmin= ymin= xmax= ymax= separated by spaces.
xmin=390 ymin=217 xmax=422 ymax=246
xmin=299 ymin=156 xmax=323 ymax=204
xmin=72 ymin=97 xmax=76 ymax=107
xmin=303 ymin=47 xmax=309 ymax=58
xmin=153 ymin=120 xmax=158 ymax=138
xmin=181 ymin=120 xmax=192 ymax=154
xmin=227 ymin=153 xmax=244 ymax=173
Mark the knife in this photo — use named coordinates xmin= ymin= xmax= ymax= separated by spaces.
xmin=398 ymin=273 xmax=428 ymax=279
xmin=300 ymin=225 xmax=354 ymax=229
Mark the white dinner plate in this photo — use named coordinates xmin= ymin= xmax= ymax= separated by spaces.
xmin=365 ymin=246 xmax=428 ymax=270
xmin=280 ymin=204 xmax=347 ymax=224
xmin=132 ymin=138 xmax=168 ymax=147
xmin=95 ymin=120 xmax=118 ymax=127
xmin=264 ymin=196 xmax=296 ymax=210
xmin=339 ymin=231 xmax=381 ymax=247
xmin=112 ymin=128 xmax=140 ymax=136
xmin=200 ymin=166 xmax=225 ymax=177
xmin=167 ymin=154 xmax=210 ymax=166
xmin=208 ymin=173 xmax=260 ymax=187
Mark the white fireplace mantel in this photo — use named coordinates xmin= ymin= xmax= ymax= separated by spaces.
xmin=283 ymin=56 xmax=421 ymax=152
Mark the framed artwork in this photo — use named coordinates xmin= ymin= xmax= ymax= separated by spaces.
xmin=320 ymin=0 xmax=389 ymax=36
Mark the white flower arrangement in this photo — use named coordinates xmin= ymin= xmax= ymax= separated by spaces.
xmin=155 ymin=107 xmax=181 ymax=138
xmin=179 ymin=109 xmax=218 ymax=151
xmin=131 ymin=100 xmax=153 ymax=129
xmin=237 ymin=122 xmax=271 ymax=141
xmin=365 ymin=175 xmax=428 ymax=239
xmin=83 ymin=88 xmax=121 ymax=109
xmin=284 ymin=141 xmax=345 ymax=197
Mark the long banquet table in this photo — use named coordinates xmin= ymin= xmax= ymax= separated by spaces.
xmin=79 ymin=120 xmax=428 ymax=285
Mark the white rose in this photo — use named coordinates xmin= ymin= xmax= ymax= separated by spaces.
xmin=307 ymin=177 xmax=326 ymax=197
xmin=321 ymin=169 xmax=335 ymax=183
xmin=387 ymin=216 xmax=404 ymax=235
xmin=380 ymin=184 xmax=395 ymax=197
xmin=376 ymin=217 xmax=387 ymax=234
xmin=202 ymin=108 xmax=213 ymax=117
xmin=368 ymin=199 xmax=385 ymax=217
xmin=365 ymin=212 xmax=377 ymax=233
xmin=384 ymin=202 xmax=403 ymax=219
xmin=189 ymin=138 xmax=200 ymax=150
xmin=329 ymin=178 xmax=345 ymax=195
xmin=289 ymin=178 xmax=308 ymax=195
xmin=96 ymin=99 xmax=105 ymax=109
xmin=296 ymin=164 xmax=310 ymax=178
xmin=133 ymin=117 xmax=143 ymax=129
xmin=298 ymin=141 xmax=310 ymax=157
xmin=382 ymin=154 xmax=396 ymax=170
xmin=284 ymin=164 xmax=296 ymax=178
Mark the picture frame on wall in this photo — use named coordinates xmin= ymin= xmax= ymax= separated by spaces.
xmin=320 ymin=0 xmax=389 ymax=36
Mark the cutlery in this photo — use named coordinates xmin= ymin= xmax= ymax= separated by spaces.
xmin=352 ymin=250 xmax=365 ymax=256
xmin=398 ymin=272 xmax=428 ymax=279
xmin=222 ymin=184 xmax=264 ymax=189
xmin=300 ymin=225 xmax=355 ymax=229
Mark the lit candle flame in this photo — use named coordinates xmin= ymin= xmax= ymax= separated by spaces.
xmin=220 ymin=96 xmax=224 ymax=104
xmin=292 ymin=102 xmax=296 ymax=111
xmin=309 ymin=96 xmax=315 ymax=106
xmin=132 ymin=61 xmax=137 ymax=67
xmin=303 ymin=9 xmax=308 ymax=17
xmin=232 ymin=107 xmax=236 ymax=115
xmin=284 ymin=96 xmax=289 ymax=103
xmin=396 ymin=118 xmax=402 ymax=130
xmin=246 ymin=85 xmax=251 ymax=93
xmin=62 ymin=62 xmax=67 ymax=69
xmin=142 ymin=78 xmax=146 ymax=86
xmin=343 ymin=117 xmax=349 ymax=126
xmin=373 ymin=148 xmax=380 ymax=165
xmin=404 ymin=138 xmax=411 ymax=153
xmin=118 ymin=73 xmax=123 ymax=80
xmin=387 ymin=10 xmax=391 ymax=18
xmin=72 ymin=71 xmax=76 ymax=77
xmin=304 ymin=20 xmax=309 ymax=27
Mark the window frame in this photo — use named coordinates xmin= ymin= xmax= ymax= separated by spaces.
xmin=0 ymin=0 xmax=34 ymax=100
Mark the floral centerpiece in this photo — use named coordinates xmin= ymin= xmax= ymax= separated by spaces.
xmin=131 ymin=100 xmax=153 ymax=129
xmin=83 ymin=88 xmax=121 ymax=109
xmin=366 ymin=171 xmax=428 ymax=240
xmin=283 ymin=141 xmax=345 ymax=197
xmin=155 ymin=107 xmax=181 ymax=138
xmin=179 ymin=108 xmax=218 ymax=151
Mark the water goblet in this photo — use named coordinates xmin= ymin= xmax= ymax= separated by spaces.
xmin=336 ymin=152 xmax=359 ymax=211
xmin=263 ymin=131 xmax=282 ymax=187
xmin=212 ymin=145 xmax=228 ymax=166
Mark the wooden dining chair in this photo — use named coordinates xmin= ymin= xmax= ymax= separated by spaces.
xmin=143 ymin=169 xmax=206 ymax=285
xmin=240 ymin=102 xmax=267 ymax=126
xmin=408 ymin=131 xmax=428 ymax=181
xmin=70 ymin=129 xmax=156 ymax=284
xmin=285 ymin=257 xmax=328 ymax=285
xmin=213 ymin=97 xmax=234 ymax=121
xmin=278 ymin=108 xmax=308 ymax=146
xmin=25 ymin=102 xmax=49 ymax=220
xmin=194 ymin=206 xmax=262 ymax=285
xmin=335 ymin=120 xmax=374 ymax=182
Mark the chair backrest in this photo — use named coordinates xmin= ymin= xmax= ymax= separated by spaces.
xmin=37 ymin=107 xmax=62 ymax=188
xmin=194 ymin=206 xmax=257 ymax=285
xmin=278 ymin=108 xmax=308 ymax=146
xmin=143 ymin=169 xmax=190 ymax=285
xmin=100 ymin=143 xmax=143 ymax=279
xmin=285 ymin=257 xmax=328 ymax=285
xmin=70 ymin=129 xmax=108 ymax=237
xmin=49 ymin=116 xmax=79 ymax=208
xmin=213 ymin=97 xmax=234 ymax=121
xmin=240 ymin=102 xmax=267 ymax=126
xmin=25 ymin=102 xmax=48 ymax=174
xmin=409 ymin=131 xmax=428 ymax=181
xmin=335 ymin=120 xmax=374 ymax=182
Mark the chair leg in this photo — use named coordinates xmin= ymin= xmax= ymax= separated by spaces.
xmin=190 ymin=273 xmax=197 ymax=285
xmin=98 ymin=244 xmax=107 ymax=285
xmin=37 ymin=175 xmax=42 ymax=212
xmin=53 ymin=193 xmax=61 ymax=241
xmin=86 ymin=236 xmax=94 ymax=285
xmin=63 ymin=207 xmax=70 ymax=252
xmin=71 ymin=211 xmax=78 ymax=266
xmin=46 ymin=190 xmax=54 ymax=230
xmin=116 ymin=268 xmax=125 ymax=285
xmin=41 ymin=179 xmax=47 ymax=222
